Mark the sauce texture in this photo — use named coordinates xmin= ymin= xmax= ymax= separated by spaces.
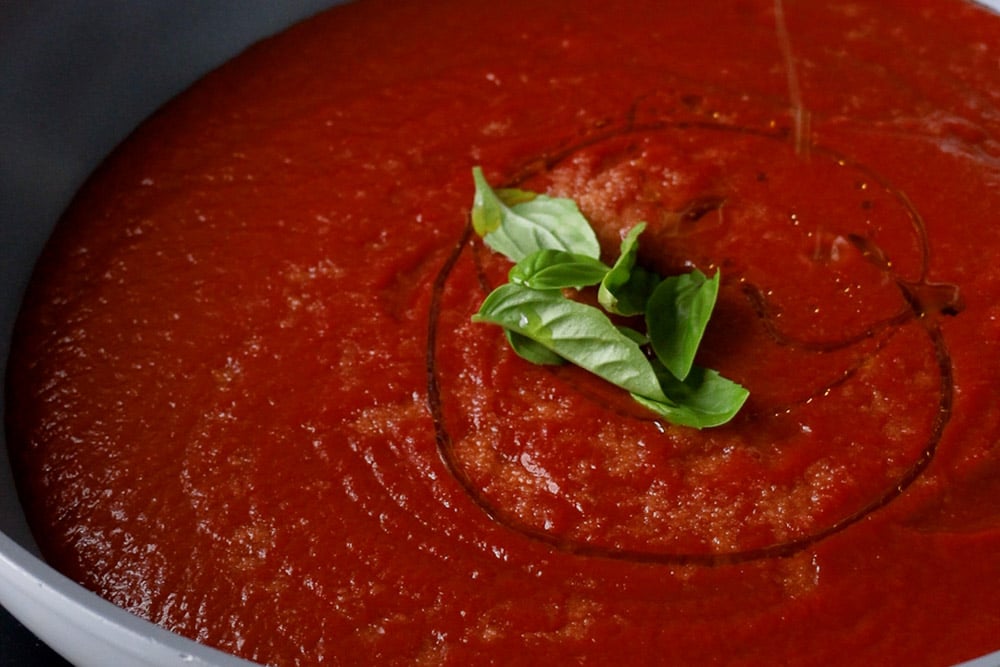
xmin=6 ymin=0 xmax=1000 ymax=665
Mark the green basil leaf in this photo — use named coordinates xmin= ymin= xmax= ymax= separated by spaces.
xmin=509 ymin=249 xmax=610 ymax=290
xmin=602 ymin=264 xmax=661 ymax=317
xmin=616 ymin=325 xmax=649 ymax=346
xmin=469 ymin=168 xmax=748 ymax=429
xmin=646 ymin=268 xmax=719 ymax=381
xmin=472 ymin=283 xmax=668 ymax=401
xmin=495 ymin=188 xmax=538 ymax=207
xmin=505 ymin=329 xmax=565 ymax=365
xmin=598 ymin=222 xmax=660 ymax=315
xmin=631 ymin=363 xmax=749 ymax=429
xmin=471 ymin=166 xmax=601 ymax=262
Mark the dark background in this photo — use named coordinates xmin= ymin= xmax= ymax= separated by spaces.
xmin=0 ymin=607 xmax=68 ymax=665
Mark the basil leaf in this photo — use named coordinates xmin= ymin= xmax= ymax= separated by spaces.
xmin=472 ymin=283 xmax=668 ymax=401
xmin=631 ymin=363 xmax=749 ymax=429
xmin=599 ymin=222 xmax=660 ymax=316
xmin=505 ymin=329 xmax=565 ymax=365
xmin=495 ymin=188 xmax=538 ymax=207
xmin=469 ymin=168 xmax=748 ymax=429
xmin=646 ymin=269 xmax=719 ymax=381
xmin=601 ymin=264 xmax=661 ymax=317
xmin=509 ymin=249 xmax=610 ymax=290
xmin=616 ymin=325 xmax=649 ymax=346
xmin=471 ymin=166 xmax=601 ymax=262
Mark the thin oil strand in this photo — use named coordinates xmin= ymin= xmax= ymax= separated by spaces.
xmin=774 ymin=0 xmax=810 ymax=157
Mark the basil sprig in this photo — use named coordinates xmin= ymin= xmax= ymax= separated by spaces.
xmin=469 ymin=166 xmax=748 ymax=428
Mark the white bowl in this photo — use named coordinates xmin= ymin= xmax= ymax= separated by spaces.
xmin=2 ymin=2 xmax=999 ymax=665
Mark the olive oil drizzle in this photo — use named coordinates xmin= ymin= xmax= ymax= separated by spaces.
xmin=426 ymin=115 xmax=959 ymax=566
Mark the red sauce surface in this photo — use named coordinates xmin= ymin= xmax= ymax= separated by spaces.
xmin=6 ymin=0 xmax=1000 ymax=664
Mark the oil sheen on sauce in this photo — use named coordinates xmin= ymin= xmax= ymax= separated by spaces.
xmin=6 ymin=0 xmax=1000 ymax=665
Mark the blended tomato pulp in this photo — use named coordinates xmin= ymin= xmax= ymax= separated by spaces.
xmin=6 ymin=0 xmax=1000 ymax=665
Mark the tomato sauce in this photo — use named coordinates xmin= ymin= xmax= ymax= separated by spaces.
xmin=6 ymin=0 xmax=1000 ymax=664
